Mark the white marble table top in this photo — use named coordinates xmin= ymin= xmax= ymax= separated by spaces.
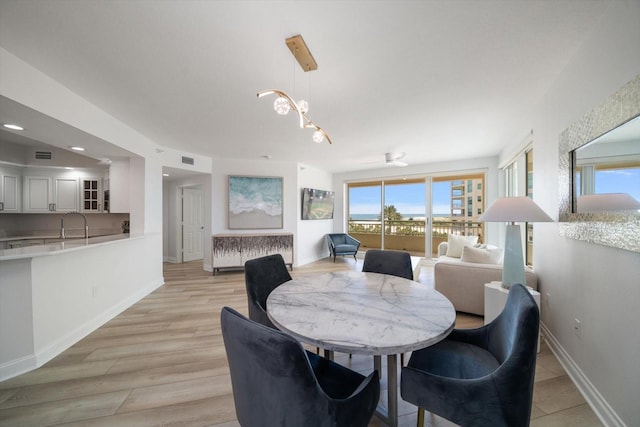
xmin=267 ymin=271 xmax=456 ymax=356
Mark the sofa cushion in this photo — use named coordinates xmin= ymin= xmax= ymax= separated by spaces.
xmin=460 ymin=245 xmax=503 ymax=265
xmin=445 ymin=234 xmax=479 ymax=258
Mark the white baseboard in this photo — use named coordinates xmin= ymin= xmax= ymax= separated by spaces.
xmin=0 ymin=354 xmax=37 ymax=382
xmin=164 ymin=256 xmax=178 ymax=263
xmin=540 ymin=323 xmax=626 ymax=427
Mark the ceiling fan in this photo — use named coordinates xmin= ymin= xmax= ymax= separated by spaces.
xmin=384 ymin=152 xmax=408 ymax=167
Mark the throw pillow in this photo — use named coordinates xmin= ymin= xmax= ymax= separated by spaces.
xmin=460 ymin=245 xmax=504 ymax=265
xmin=445 ymin=234 xmax=479 ymax=258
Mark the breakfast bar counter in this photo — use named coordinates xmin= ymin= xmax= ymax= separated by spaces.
xmin=0 ymin=232 xmax=163 ymax=381
xmin=0 ymin=233 xmax=133 ymax=261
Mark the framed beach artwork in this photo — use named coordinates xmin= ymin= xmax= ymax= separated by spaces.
xmin=228 ymin=175 xmax=283 ymax=229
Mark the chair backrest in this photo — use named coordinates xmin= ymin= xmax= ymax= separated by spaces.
xmin=221 ymin=306 xmax=329 ymax=426
xmin=488 ymin=283 xmax=540 ymax=364
xmin=244 ymin=254 xmax=292 ymax=329
xmin=327 ymin=233 xmax=347 ymax=246
xmin=362 ymin=249 xmax=413 ymax=280
xmin=222 ymin=306 xmax=379 ymax=427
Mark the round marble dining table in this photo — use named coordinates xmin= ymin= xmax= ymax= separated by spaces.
xmin=266 ymin=270 xmax=456 ymax=427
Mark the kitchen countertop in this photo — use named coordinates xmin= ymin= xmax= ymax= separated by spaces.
xmin=0 ymin=228 xmax=122 ymax=242
xmin=0 ymin=233 xmax=138 ymax=261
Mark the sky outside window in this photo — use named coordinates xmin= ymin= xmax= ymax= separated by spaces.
xmin=349 ymin=181 xmax=453 ymax=219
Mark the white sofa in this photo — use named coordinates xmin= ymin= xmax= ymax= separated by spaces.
xmin=434 ymin=242 xmax=538 ymax=316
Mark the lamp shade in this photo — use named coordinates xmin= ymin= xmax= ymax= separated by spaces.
xmin=478 ymin=197 xmax=553 ymax=223
xmin=577 ymin=193 xmax=640 ymax=212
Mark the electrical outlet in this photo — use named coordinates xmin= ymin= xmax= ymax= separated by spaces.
xmin=574 ymin=318 xmax=581 ymax=338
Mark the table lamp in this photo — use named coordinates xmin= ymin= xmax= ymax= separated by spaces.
xmin=478 ymin=197 xmax=553 ymax=289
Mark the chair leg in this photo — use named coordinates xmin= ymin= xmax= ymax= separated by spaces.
xmin=417 ymin=407 xmax=425 ymax=427
xmin=400 ymin=352 xmax=405 ymax=366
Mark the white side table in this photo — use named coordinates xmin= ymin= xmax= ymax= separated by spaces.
xmin=484 ymin=281 xmax=541 ymax=352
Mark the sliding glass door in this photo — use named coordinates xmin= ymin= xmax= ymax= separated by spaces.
xmin=348 ymin=179 xmax=426 ymax=256
xmin=347 ymin=174 xmax=484 ymax=258
xmin=431 ymin=174 xmax=485 ymax=257
xmin=348 ymin=182 xmax=382 ymax=251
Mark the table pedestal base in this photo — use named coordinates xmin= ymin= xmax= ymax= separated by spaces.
xmin=373 ymin=354 xmax=399 ymax=427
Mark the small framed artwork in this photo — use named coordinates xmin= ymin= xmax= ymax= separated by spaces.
xmin=301 ymin=188 xmax=335 ymax=220
xmin=228 ymin=175 xmax=283 ymax=229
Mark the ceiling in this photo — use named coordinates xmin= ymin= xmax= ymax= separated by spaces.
xmin=0 ymin=1 xmax=610 ymax=174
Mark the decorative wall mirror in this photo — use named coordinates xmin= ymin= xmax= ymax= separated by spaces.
xmin=559 ymin=74 xmax=640 ymax=253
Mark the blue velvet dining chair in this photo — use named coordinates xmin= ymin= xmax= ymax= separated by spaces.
xmin=244 ymin=253 xmax=292 ymax=329
xmin=400 ymin=283 xmax=540 ymax=427
xmin=221 ymin=306 xmax=380 ymax=427
xmin=362 ymin=249 xmax=413 ymax=280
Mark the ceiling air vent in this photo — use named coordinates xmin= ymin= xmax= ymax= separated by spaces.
xmin=181 ymin=156 xmax=194 ymax=165
xmin=35 ymin=151 xmax=53 ymax=160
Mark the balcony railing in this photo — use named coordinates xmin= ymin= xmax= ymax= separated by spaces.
xmin=348 ymin=219 xmax=484 ymax=257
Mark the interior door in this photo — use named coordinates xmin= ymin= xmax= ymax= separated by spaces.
xmin=182 ymin=187 xmax=204 ymax=262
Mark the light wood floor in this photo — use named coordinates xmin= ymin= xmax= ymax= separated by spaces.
xmin=0 ymin=258 xmax=602 ymax=427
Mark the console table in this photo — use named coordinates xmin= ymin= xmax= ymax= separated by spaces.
xmin=211 ymin=233 xmax=293 ymax=275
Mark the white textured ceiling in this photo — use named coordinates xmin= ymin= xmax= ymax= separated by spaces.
xmin=0 ymin=1 xmax=610 ymax=173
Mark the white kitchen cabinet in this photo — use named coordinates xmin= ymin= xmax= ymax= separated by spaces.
xmin=0 ymin=167 xmax=22 ymax=213
xmin=23 ymin=175 xmax=79 ymax=213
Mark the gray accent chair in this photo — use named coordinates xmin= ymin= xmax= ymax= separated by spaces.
xmin=362 ymin=249 xmax=413 ymax=280
xmin=400 ymin=283 xmax=540 ymax=427
xmin=244 ymin=254 xmax=292 ymax=330
xmin=221 ymin=306 xmax=380 ymax=427
xmin=326 ymin=233 xmax=361 ymax=262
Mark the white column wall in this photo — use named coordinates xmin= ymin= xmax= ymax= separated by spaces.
xmin=297 ymin=164 xmax=334 ymax=265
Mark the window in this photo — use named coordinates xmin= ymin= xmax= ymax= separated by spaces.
xmin=477 ymin=195 xmax=482 ymax=202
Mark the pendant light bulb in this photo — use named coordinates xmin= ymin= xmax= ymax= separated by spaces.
xmin=273 ymin=97 xmax=291 ymax=115
xmin=312 ymin=130 xmax=324 ymax=143
xmin=298 ymin=100 xmax=309 ymax=114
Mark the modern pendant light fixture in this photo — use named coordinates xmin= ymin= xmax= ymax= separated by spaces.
xmin=257 ymin=35 xmax=332 ymax=144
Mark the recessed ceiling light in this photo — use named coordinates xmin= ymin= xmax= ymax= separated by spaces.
xmin=69 ymin=146 xmax=86 ymax=152
xmin=64 ymin=167 xmax=74 ymax=170
xmin=162 ymin=173 xmax=170 ymax=177
xmin=3 ymin=124 xmax=24 ymax=131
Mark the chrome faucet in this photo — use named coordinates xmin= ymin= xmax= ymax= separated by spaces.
xmin=60 ymin=211 xmax=89 ymax=239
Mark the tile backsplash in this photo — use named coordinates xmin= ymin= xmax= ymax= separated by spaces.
xmin=0 ymin=213 xmax=130 ymax=237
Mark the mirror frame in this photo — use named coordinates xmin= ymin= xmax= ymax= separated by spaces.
xmin=559 ymin=74 xmax=640 ymax=253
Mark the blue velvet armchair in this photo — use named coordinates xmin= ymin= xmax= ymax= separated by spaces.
xmin=326 ymin=233 xmax=361 ymax=262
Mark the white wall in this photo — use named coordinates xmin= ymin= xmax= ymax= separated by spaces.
xmin=211 ymin=158 xmax=334 ymax=267
xmin=506 ymin=3 xmax=640 ymax=425
xmin=297 ymin=164 xmax=334 ymax=265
